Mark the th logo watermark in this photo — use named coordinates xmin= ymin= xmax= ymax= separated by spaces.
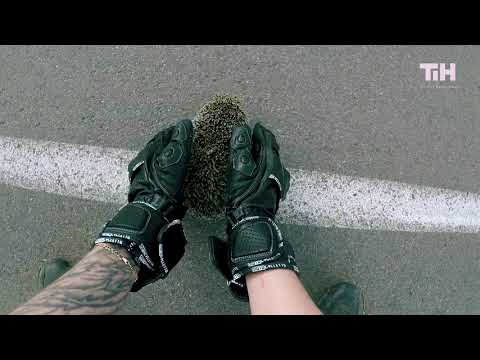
xmin=420 ymin=63 xmax=456 ymax=81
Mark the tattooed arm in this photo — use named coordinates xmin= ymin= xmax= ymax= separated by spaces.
xmin=10 ymin=245 xmax=139 ymax=315
xmin=11 ymin=120 xmax=193 ymax=315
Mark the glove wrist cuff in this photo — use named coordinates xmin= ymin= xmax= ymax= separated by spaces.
xmin=226 ymin=216 xmax=299 ymax=300
xmin=95 ymin=201 xmax=186 ymax=291
xmin=230 ymin=216 xmax=284 ymax=263
xmin=226 ymin=251 xmax=299 ymax=302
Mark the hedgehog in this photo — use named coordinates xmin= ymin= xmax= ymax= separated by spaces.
xmin=184 ymin=95 xmax=247 ymax=217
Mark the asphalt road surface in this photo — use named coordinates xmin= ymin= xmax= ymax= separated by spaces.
xmin=1 ymin=45 xmax=480 ymax=314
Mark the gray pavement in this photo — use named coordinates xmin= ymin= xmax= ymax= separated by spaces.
xmin=2 ymin=184 xmax=480 ymax=314
xmin=1 ymin=45 xmax=480 ymax=314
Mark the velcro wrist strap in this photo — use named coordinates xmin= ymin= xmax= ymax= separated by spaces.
xmin=230 ymin=216 xmax=299 ymax=277
xmin=231 ymin=216 xmax=281 ymax=263
xmin=96 ymin=202 xmax=169 ymax=270
xmin=226 ymin=216 xmax=299 ymax=302
xmin=99 ymin=202 xmax=167 ymax=243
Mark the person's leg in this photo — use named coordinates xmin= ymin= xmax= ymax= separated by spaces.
xmin=317 ymin=282 xmax=365 ymax=315
xmin=12 ymin=245 xmax=138 ymax=315
xmin=38 ymin=258 xmax=72 ymax=288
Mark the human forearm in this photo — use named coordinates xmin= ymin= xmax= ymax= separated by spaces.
xmin=10 ymin=245 xmax=138 ymax=315
xmin=246 ymin=269 xmax=322 ymax=315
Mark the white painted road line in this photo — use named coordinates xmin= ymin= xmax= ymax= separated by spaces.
xmin=1 ymin=135 xmax=480 ymax=233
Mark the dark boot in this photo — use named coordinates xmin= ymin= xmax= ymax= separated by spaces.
xmin=317 ymin=282 xmax=365 ymax=315
xmin=37 ymin=258 xmax=72 ymax=289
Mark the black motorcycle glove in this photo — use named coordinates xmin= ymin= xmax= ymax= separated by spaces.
xmin=95 ymin=119 xmax=193 ymax=292
xmin=208 ymin=123 xmax=298 ymax=301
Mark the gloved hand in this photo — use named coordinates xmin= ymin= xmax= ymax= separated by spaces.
xmin=95 ymin=119 xmax=193 ymax=292
xmin=208 ymin=123 xmax=298 ymax=301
